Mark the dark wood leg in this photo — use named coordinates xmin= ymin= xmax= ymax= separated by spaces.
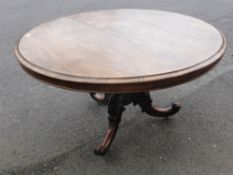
xmin=92 ymin=92 xmax=180 ymax=155
xmin=90 ymin=93 xmax=111 ymax=105
xmin=94 ymin=94 xmax=132 ymax=155
xmin=133 ymin=92 xmax=180 ymax=117
xmin=93 ymin=118 xmax=120 ymax=155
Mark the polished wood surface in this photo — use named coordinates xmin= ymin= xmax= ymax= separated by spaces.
xmin=15 ymin=9 xmax=227 ymax=93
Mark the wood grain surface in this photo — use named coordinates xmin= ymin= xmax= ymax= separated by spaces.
xmin=15 ymin=9 xmax=227 ymax=93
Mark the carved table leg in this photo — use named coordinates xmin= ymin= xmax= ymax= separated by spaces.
xmin=92 ymin=92 xmax=180 ymax=155
xmin=94 ymin=94 xmax=132 ymax=155
xmin=90 ymin=93 xmax=111 ymax=105
xmin=133 ymin=92 xmax=180 ymax=117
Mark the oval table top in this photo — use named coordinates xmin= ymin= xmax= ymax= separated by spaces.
xmin=15 ymin=9 xmax=227 ymax=93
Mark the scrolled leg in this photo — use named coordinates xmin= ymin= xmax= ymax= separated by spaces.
xmin=133 ymin=92 xmax=180 ymax=117
xmin=94 ymin=94 xmax=132 ymax=155
xmin=94 ymin=118 xmax=121 ymax=155
xmin=93 ymin=92 xmax=180 ymax=155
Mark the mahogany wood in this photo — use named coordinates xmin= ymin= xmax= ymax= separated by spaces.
xmin=14 ymin=9 xmax=227 ymax=155
xmin=15 ymin=9 xmax=227 ymax=93
xmin=94 ymin=92 xmax=180 ymax=155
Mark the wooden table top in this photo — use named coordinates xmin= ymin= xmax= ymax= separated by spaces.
xmin=15 ymin=9 xmax=227 ymax=93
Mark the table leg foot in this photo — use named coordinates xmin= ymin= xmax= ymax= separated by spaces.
xmin=133 ymin=92 xmax=180 ymax=117
xmin=90 ymin=93 xmax=111 ymax=105
xmin=94 ymin=119 xmax=120 ymax=156
xmin=94 ymin=94 xmax=131 ymax=156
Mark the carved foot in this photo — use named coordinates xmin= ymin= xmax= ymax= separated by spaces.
xmin=94 ymin=94 xmax=131 ymax=156
xmin=145 ymin=102 xmax=180 ymax=117
xmin=90 ymin=93 xmax=111 ymax=105
xmin=94 ymin=119 xmax=120 ymax=155
xmin=133 ymin=92 xmax=180 ymax=117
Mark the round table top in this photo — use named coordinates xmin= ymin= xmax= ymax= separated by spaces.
xmin=15 ymin=9 xmax=227 ymax=93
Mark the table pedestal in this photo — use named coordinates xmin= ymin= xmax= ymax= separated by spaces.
xmin=90 ymin=92 xmax=180 ymax=156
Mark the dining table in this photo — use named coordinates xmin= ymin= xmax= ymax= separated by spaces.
xmin=15 ymin=9 xmax=227 ymax=155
